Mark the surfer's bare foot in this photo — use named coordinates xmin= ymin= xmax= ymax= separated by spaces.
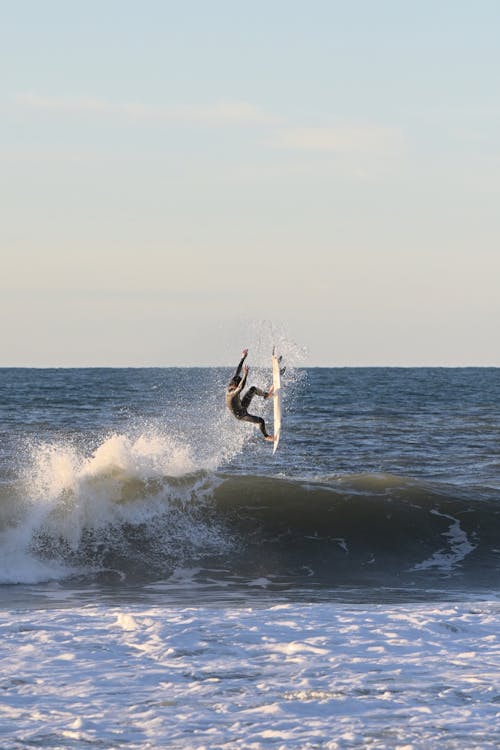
xmin=265 ymin=435 xmax=276 ymax=442
xmin=267 ymin=385 xmax=274 ymax=397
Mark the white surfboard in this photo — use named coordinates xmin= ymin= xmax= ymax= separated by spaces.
xmin=272 ymin=347 xmax=282 ymax=454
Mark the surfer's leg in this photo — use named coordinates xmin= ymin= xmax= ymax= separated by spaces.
xmin=241 ymin=386 xmax=269 ymax=410
xmin=240 ymin=412 xmax=272 ymax=439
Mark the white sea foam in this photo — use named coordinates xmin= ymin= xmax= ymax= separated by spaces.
xmin=0 ymin=600 xmax=498 ymax=748
xmin=412 ymin=510 xmax=477 ymax=573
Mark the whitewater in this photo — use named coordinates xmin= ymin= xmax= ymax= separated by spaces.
xmin=0 ymin=357 xmax=499 ymax=748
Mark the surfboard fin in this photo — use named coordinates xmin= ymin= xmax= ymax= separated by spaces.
xmin=273 ymin=353 xmax=285 ymax=375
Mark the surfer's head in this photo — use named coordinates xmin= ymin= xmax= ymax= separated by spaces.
xmin=228 ymin=375 xmax=241 ymax=389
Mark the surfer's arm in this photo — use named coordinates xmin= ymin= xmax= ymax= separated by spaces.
xmin=228 ymin=366 xmax=248 ymax=397
xmin=233 ymin=349 xmax=248 ymax=379
xmin=239 ymin=365 xmax=248 ymax=391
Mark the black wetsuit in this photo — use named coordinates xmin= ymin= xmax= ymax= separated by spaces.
xmin=226 ymin=355 xmax=271 ymax=438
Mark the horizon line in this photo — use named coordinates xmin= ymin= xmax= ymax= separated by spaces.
xmin=1 ymin=364 xmax=498 ymax=370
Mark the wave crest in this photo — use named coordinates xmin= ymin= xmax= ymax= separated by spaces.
xmin=0 ymin=431 xmax=227 ymax=584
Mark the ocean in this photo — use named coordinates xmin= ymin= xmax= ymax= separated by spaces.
xmin=0 ymin=362 xmax=499 ymax=748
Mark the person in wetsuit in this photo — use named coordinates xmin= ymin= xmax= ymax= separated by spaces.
xmin=226 ymin=349 xmax=275 ymax=442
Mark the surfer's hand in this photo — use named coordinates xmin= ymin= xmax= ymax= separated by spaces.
xmin=242 ymin=348 xmax=248 ymax=358
xmin=243 ymin=365 xmax=249 ymax=374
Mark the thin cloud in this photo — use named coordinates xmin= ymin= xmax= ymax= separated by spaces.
xmin=13 ymin=92 xmax=275 ymax=125
xmin=273 ymin=125 xmax=404 ymax=154
xmin=13 ymin=92 xmax=402 ymax=164
xmin=188 ymin=100 xmax=275 ymax=124
xmin=14 ymin=92 xmax=148 ymax=117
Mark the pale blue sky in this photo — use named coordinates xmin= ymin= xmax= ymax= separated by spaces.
xmin=1 ymin=1 xmax=499 ymax=365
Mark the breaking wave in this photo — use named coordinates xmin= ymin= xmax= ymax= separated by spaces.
xmin=0 ymin=430 xmax=499 ymax=592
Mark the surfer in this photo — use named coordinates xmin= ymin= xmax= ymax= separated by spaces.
xmin=226 ymin=349 xmax=275 ymax=442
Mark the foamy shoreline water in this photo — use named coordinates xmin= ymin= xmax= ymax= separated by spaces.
xmin=1 ymin=600 xmax=499 ymax=749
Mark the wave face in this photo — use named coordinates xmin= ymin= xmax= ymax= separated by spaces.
xmin=1 ymin=443 xmax=498 ymax=593
xmin=211 ymin=474 xmax=500 ymax=591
